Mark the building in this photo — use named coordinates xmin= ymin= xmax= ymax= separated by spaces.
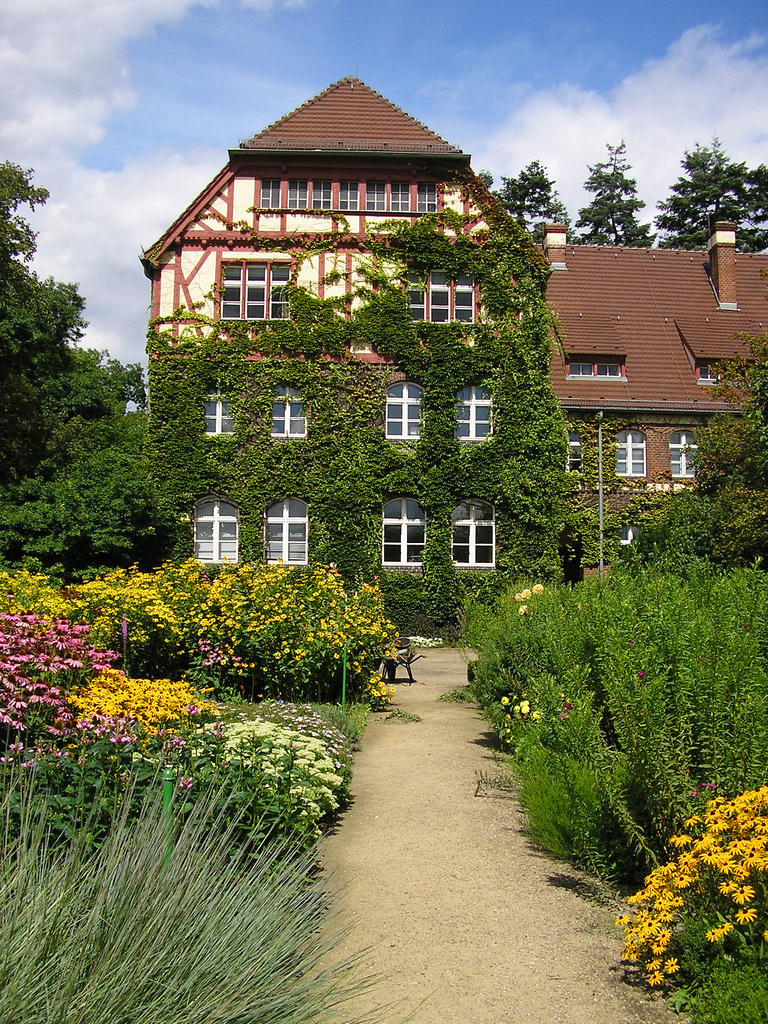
xmin=542 ymin=222 xmax=768 ymax=576
xmin=142 ymin=79 xmax=767 ymax=619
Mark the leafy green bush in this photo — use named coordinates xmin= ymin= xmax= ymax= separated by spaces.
xmin=465 ymin=568 xmax=768 ymax=882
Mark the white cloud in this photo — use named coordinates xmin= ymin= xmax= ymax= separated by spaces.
xmin=30 ymin=151 xmax=224 ymax=364
xmin=472 ymin=25 xmax=768 ymax=229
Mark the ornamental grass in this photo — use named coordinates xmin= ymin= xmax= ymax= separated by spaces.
xmin=0 ymin=780 xmax=377 ymax=1024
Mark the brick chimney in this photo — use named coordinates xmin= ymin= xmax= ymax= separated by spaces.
xmin=542 ymin=223 xmax=568 ymax=269
xmin=707 ymin=221 xmax=738 ymax=309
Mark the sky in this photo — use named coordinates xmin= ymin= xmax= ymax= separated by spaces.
xmin=3 ymin=0 xmax=768 ymax=367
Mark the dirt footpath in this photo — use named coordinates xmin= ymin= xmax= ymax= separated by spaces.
xmin=319 ymin=649 xmax=677 ymax=1024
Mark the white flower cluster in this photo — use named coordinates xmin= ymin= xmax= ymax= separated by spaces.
xmin=226 ymin=720 xmax=344 ymax=827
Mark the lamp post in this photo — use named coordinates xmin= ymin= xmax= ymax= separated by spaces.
xmin=598 ymin=411 xmax=604 ymax=580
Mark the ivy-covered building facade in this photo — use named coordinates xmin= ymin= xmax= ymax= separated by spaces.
xmin=142 ymin=78 xmax=768 ymax=620
xmin=142 ymin=78 xmax=568 ymax=627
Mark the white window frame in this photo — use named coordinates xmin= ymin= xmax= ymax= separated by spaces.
xmin=287 ymin=179 xmax=308 ymax=209
xmin=390 ymin=183 xmax=411 ymax=212
xmin=221 ymin=262 xmax=290 ymax=321
xmin=567 ymin=358 xmax=624 ymax=378
xmin=567 ymin=431 xmax=582 ymax=472
xmin=670 ymin=431 xmax=697 ymax=479
xmin=452 ymin=501 xmax=495 ymax=567
xmin=619 ymin=524 xmax=639 ymax=546
xmin=382 ymin=498 xmax=426 ymax=566
xmin=417 ymin=183 xmax=437 ymax=212
xmin=204 ymin=389 xmax=234 ymax=435
xmin=312 ymin=180 xmax=332 ymax=209
xmin=616 ymin=430 xmax=646 ymax=477
xmin=386 ymin=382 xmax=422 ymax=440
xmin=260 ymin=179 xmax=281 ymax=208
xmin=194 ymin=499 xmax=239 ymax=564
xmin=408 ymin=271 xmax=475 ymax=323
xmin=265 ymin=498 xmax=308 ymax=564
xmin=271 ymin=385 xmax=307 ymax=438
xmin=697 ymin=363 xmax=718 ymax=384
xmin=455 ymin=386 xmax=492 ymax=441
xmin=366 ymin=182 xmax=386 ymax=211
xmin=338 ymin=181 xmax=359 ymax=210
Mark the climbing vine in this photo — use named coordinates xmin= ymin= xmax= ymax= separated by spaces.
xmin=146 ymin=174 xmax=569 ymax=628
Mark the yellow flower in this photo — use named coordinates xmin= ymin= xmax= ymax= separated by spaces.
xmin=518 ymin=605 xmax=528 ymax=615
xmin=500 ymin=696 xmax=510 ymax=705
xmin=532 ymin=583 xmax=544 ymax=595
xmin=647 ymin=971 xmax=665 ymax=987
xmin=514 ymin=592 xmax=523 ymax=602
xmin=735 ymin=907 xmax=758 ymax=925
xmin=521 ymin=588 xmax=532 ymax=599
xmin=664 ymin=958 xmax=680 ymax=975
xmin=733 ymin=885 xmax=756 ymax=904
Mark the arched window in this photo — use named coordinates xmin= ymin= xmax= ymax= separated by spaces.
xmin=455 ymin=386 xmax=492 ymax=441
xmin=204 ymin=389 xmax=234 ymax=434
xmin=452 ymin=501 xmax=495 ymax=566
xmin=670 ymin=431 xmax=697 ymax=479
xmin=265 ymin=499 xmax=308 ymax=564
xmin=386 ymin=382 xmax=422 ymax=439
xmin=567 ymin=431 xmax=583 ymax=472
xmin=382 ymin=498 xmax=426 ymax=565
xmin=271 ymin=385 xmax=306 ymax=438
xmin=194 ymin=499 xmax=238 ymax=563
xmin=615 ymin=430 xmax=646 ymax=477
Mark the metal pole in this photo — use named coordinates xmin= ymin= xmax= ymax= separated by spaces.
xmin=598 ymin=411 xmax=604 ymax=580
xmin=162 ymin=766 xmax=174 ymax=866
xmin=341 ymin=640 xmax=348 ymax=709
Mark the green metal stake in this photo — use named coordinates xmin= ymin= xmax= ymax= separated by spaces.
xmin=341 ymin=640 xmax=348 ymax=709
xmin=161 ymin=766 xmax=174 ymax=866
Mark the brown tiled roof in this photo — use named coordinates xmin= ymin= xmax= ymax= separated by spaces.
xmin=548 ymin=246 xmax=768 ymax=412
xmin=239 ymin=77 xmax=463 ymax=155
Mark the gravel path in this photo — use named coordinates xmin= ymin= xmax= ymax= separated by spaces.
xmin=319 ymin=649 xmax=678 ymax=1024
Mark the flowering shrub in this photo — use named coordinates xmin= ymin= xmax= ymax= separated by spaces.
xmin=0 ymin=613 xmax=120 ymax=746
xmin=617 ymin=786 xmax=768 ymax=991
xmin=224 ymin=719 xmax=347 ymax=830
xmin=364 ymin=673 xmax=395 ymax=711
xmin=0 ymin=562 xmax=395 ymax=702
xmin=71 ymin=669 xmax=219 ymax=735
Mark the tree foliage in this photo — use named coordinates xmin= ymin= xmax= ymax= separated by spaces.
xmin=496 ymin=160 xmax=570 ymax=242
xmin=0 ymin=162 xmax=86 ymax=482
xmin=656 ymin=138 xmax=768 ymax=251
xmin=575 ymin=141 xmax=654 ymax=246
xmin=0 ymin=162 xmax=169 ymax=577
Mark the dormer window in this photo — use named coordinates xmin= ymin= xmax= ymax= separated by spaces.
xmin=697 ymin=363 xmax=718 ymax=384
xmin=567 ymin=358 xmax=624 ymax=379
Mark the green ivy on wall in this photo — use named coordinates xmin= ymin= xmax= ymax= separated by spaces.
xmin=146 ymin=174 xmax=570 ymax=627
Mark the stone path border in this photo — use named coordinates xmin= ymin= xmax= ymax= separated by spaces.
xmin=319 ymin=649 xmax=677 ymax=1024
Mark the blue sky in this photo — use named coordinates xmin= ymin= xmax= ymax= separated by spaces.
xmin=2 ymin=0 xmax=767 ymax=365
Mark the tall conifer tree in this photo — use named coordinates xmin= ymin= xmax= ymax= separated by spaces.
xmin=656 ymin=138 xmax=768 ymax=251
xmin=497 ymin=160 xmax=570 ymax=242
xmin=576 ymin=141 xmax=654 ymax=246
